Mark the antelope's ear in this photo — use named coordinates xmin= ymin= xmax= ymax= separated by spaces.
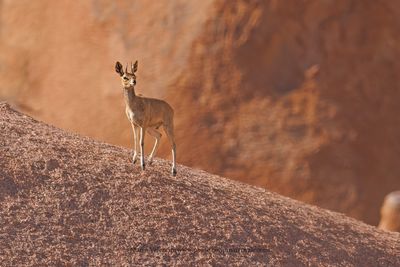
xmin=133 ymin=60 xmax=138 ymax=73
xmin=115 ymin=61 xmax=124 ymax=76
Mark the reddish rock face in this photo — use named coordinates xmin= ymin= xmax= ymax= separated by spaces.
xmin=1 ymin=0 xmax=400 ymax=225
xmin=166 ymin=0 xmax=400 ymax=226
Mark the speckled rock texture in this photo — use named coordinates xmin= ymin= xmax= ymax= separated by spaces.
xmin=0 ymin=102 xmax=399 ymax=266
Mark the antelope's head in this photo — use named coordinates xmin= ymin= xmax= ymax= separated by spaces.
xmin=115 ymin=61 xmax=138 ymax=88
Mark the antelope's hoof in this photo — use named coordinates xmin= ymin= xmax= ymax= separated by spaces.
xmin=132 ymin=153 xmax=138 ymax=164
xmin=148 ymin=158 xmax=154 ymax=166
xmin=141 ymin=164 xmax=146 ymax=171
xmin=172 ymin=168 xmax=177 ymax=176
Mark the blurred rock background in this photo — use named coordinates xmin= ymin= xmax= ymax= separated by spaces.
xmin=1 ymin=0 xmax=400 ymax=226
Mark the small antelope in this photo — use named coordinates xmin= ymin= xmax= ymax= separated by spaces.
xmin=115 ymin=61 xmax=177 ymax=176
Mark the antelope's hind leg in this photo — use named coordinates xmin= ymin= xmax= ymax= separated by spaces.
xmin=164 ymin=124 xmax=177 ymax=176
xmin=140 ymin=127 xmax=146 ymax=170
xmin=147 ymin=128 xmax=162 ymax=165
xmin=131 ymin=124 xmax=140 ymax=164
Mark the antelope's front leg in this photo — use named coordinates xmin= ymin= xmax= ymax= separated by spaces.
xmin=131 ymin=124 xmax=140 ymax=164
xmin=140 ymin=126 xmax=146 ymax=170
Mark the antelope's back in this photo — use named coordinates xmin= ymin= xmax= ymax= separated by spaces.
xmin=142 ymin=96 xmax=174 ymax=125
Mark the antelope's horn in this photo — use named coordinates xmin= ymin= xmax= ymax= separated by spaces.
xmin=125 ymin=64 xmax=128 ymax=74
xmin=131 ymin=62 xmax=134 ymax=73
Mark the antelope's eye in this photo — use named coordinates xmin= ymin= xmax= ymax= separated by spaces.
xmin=123 ymin=77 xmax=129 ymax=80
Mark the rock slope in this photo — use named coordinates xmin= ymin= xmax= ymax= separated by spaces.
xmin=0 ymin=103 xmax=399 ymax=266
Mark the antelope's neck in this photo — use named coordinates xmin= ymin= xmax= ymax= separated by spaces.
xmin=123 ymin=86 xmax=137 ymax=109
